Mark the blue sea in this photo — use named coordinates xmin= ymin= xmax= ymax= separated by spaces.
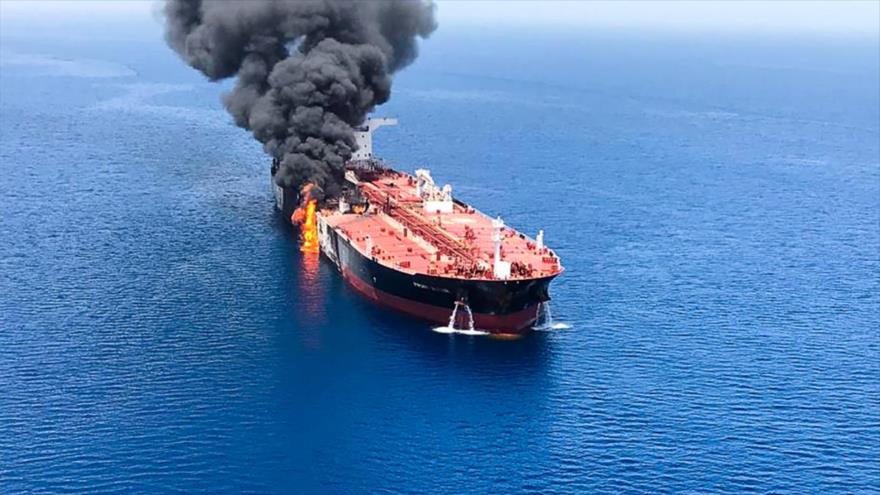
xmin=1 ymin=17 xmax=878 ymax=495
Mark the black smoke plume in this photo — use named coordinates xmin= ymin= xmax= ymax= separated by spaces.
xmin=163 ymin=0 xmax=436 ymax=197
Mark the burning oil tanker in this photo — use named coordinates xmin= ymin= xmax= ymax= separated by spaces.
xmin=162 ymin=1 xmax=561 ymax=332
xmin=275 ymin=119 xmax=563 ymax=334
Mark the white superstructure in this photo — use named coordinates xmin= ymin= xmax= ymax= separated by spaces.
xmin=351 ymin=118 xmax=398 ymax=161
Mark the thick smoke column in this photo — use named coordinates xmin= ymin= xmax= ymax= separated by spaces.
xmin=163 ymin=0 xmax=436 ymax=197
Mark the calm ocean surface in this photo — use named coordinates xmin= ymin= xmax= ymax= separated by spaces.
xmin=1 ymin=21 xmax=878 ymax=494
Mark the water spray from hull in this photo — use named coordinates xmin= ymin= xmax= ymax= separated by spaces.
xmin=533 ymin=301 xmax=571 ymax=331
xmin=433 ymin=301 xmax=488 ymax=336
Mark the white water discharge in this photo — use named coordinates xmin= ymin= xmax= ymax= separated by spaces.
xmin=433 ymin=302 xmax=489 ymax=336
xmin=533 ymin=302 xmax=571 ymax=331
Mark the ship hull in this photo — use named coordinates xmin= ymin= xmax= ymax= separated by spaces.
xmin=323 ymin=225 xmax=554 ymax=334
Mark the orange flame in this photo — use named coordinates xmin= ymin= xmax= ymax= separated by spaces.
xmin=291 ymin=184 xmax=320 ymax=254
xmin=300 ymin=199 xmax=319 ymax=253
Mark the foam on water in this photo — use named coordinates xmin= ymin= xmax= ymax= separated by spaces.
xmin=431 ymin=326 xmax=491 ymax=336
xmin=534 ymin=322 xmax=572 ymax=331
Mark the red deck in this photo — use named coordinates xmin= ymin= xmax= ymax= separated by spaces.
xmin=322 ymin=169 xmax=563 ymax=281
